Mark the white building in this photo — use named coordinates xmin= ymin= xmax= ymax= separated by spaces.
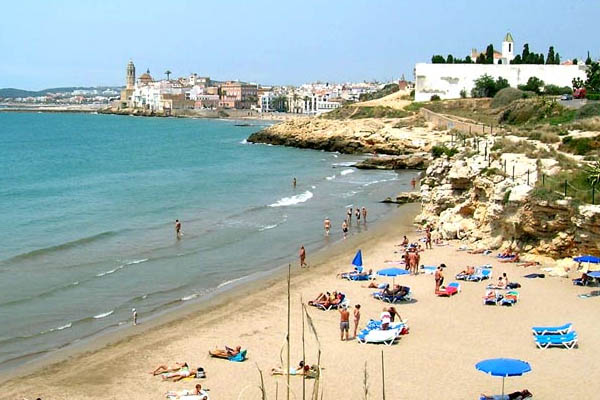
xmin=415 ymin=34 xmax=588 ymax=101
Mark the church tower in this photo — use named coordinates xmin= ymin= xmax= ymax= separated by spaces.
xmin=126 ymin=60 xmax=136 ymax=89
xmin=501 ymin=33 xmax=514 ymax=64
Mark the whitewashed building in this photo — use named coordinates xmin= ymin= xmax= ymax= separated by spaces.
xmin=415 ymin=34 xmax=588 ymax=101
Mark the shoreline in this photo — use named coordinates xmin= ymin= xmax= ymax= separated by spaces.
xmin=0 ymin=203 xmax=418 ymax=388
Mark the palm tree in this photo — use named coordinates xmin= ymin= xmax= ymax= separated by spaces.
xmin=165 ymin=70 xmax=172 ymax=81
xmin=586 ymin=160 xmax=600 ymax=188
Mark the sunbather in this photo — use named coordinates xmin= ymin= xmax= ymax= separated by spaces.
xmin=483 ymin=289 xmax=500 ymax=304
xmin=308 ymin=292 xmax=330 ymax=306
xmin=387 ymin=306 xmax=400 ymax=322
xmin=162 ymin=365 xmax=196 ymax=382
xmin=166 ymin=384 xmax=209 ymax=400
xmin=380 ymin=308 xmax=391 ymax=330
xmin=151 ymin=362 xmax=189 ymax=376
xmin=339 ymin=268 xmax=372 ymax=279
xmin=481 ymin=388 xmax=532 ymax=400
xmin=271 ymin=361 xmax=315 ymax=376
xmin=459 ymin=266 xmax=476 ymax=275
xmin=365 ymin=282 xmax=387 ymax=289
xmin=209 ymin=345 xmax=241 ymax=358
xmin=467 ymin=248 xmax=487 ymax=254
xmin=573 ymin=272 xmax=591 ymax=286
xmin=517 ymin=260 xmax=540 ymax=268
xmin=499 ymin=253 xmax=520 ymax=263
xmin=487 ymin=277 xmax=506 ymax=290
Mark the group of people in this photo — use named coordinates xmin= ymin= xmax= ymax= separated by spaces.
xmin=338 ymin=304 xmax=361 ymax=340
xmin=403 ymin=246 xmax=422 ymax=275
xmin=335 ymin=206 xmax=367 ymax=239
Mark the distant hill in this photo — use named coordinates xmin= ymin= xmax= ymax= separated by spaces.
xmin=0 ymin=86 xmax=124 ymax=98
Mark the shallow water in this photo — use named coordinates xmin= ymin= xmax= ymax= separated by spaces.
xmin=0 ymin=113 xmax=416 ymax=369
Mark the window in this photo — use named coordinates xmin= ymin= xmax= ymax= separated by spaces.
xmin=509 ymin=43 xmax=512 ymax=52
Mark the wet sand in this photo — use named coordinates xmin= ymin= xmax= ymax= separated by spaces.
xmin=2 ymin=202 xmax=600 ymax=399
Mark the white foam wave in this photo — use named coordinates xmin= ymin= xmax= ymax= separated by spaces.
xmin=240 ymin=139 xmax=248 ymax=144
xmin=126 ymin=258 xmax=148 ymax=265
xmin=94 ymin=310 xmax=114 ymax=319
xmin=311 ymin=185 xmax=316 ymax=189
xmin=72 ymin=281 xmax=79 ymax=285
xmin=333 ymin=154 xmax=339 ymax=158
xmin=55 ymin=322 xmax=72 ymax=331
xmin=326 ymin=175 xmax=336 ymax=180
xmin=259 ymin=224 xmax=278 ymax=232
xmin=340 ymin=169 xmax=354 ymax=176
xmin=269 ymin=190 xmax=313 ymax=207
xmin=96 ymin=266 xmax=122 ymax=277
xmin=333 ymin=162 xmax=356 ymax=167
xmin=217 ymin=276 xmax=245 ymax=289
xmin=181 ymin=294 xmax=198 ymax=301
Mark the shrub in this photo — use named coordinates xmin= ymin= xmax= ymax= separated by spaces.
xmin=518 ymin=76 xmax=545 ymax=94
xmin=491 ymin=87 xmax=525 ymax=108
xmin=409 ymin=89 xmax=415 ymax=99
xmin=431 ymin=145 xmax=458 ymax=158
xmin=471 ymin=74 xmax=510 ymax=98
xmin=539 ymin=131 xmax=561 ymax=143
xmin=460 ymin=89 xmax=467 ymax=98
xmin=544 ymin=84 xmax=573 ymax=96
xmin=576 ymin=103 xmax=600 ymax=119
xmin=430 ymin=95 xmax=441 ymax=101
xmin=559 ymin=135 xmax=600 ymax=155
xmin=587 ymin=93 xmax=600 ymax=101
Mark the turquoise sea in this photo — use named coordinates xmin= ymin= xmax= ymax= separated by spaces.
xmin=0 ymin=113 xmax=415 ymax=369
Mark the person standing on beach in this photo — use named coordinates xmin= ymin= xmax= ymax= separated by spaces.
xmin=132 ymin=308 xmax=137 ymax=325
xmin=339 ymin=306 xmax=350 ymax=341
xmin=434 ymin=266 xmax=444 ymax=292
xmin=175 ymin=219 xmax=182 ymax=239
xmin=324 ymin=217 xmax=331 ymax=236
xmin=342 ymin=221 xmax=348 ymax=239
xmin=361 ymin=207 xmax=367 ymax=223
xmin=299 ymin=245 xmax=307 ymax=268
xmin=346 ymin=208 xmax=352 ymax=225
xmin=411 ymin=177 xmax=416 ymax=189
xmin=425 ymin=227 xmax=432 ymax=250
xmin=353 ymin=304 xmax=361 ymax=339
xmin=355 ymin=208 xmax=361 ymax=223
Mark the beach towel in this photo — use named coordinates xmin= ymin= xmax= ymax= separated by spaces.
xmin=578 ymin=290 xmax=600 ymax=298
xmin=523 ymin=273 xmax=545 ymax=279
xmin=229 ymin=350 xmax=247 ymax=362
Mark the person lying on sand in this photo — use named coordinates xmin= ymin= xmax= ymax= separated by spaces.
xmin=481 ymin=388 xmax=532 ymax=400
xmin=308 ymin=292 xmax=330 ymax=306
xmin=499 ymin=254 xmax=520 ymax=263
xmin=271 ymin=361 xmax=317 ymax=376
xmin=151 ymin=362 xmax=188 ymax=376
xmin=209 ymin=345 xmax=241 ymax=358
xmin=517 ymin=261 xmax=540 ymax=268
xmin=364 ymin=282 xmax=387 ymax=289
xmin=467 ymin=248 xmax=487 ymax=254
xmin=166 ymin=384 xmax=209 ymax=400
xmin=162 ymin=366 xmax=196 ymax=382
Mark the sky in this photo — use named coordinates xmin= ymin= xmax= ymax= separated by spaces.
xmin=1 ymin=0 xmax=599 ymax=90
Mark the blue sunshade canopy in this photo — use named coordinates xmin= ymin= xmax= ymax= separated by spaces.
xmin=377 ymin=267 xmax=410 ymax=277
xmin=475 ymin=358 xmax=531 ymax=377
xmin=352 ymin=250 xmax=363 ymax=269
xmin=573 ymin=255 xmax=600 ymax=264
xmin=588 ymin=271 xmax=600 ymax=278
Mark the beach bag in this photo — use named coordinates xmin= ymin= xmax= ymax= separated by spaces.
xmin=196 ymin=367 xmax=206 ymax=378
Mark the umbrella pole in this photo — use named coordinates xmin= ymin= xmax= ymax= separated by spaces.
xmin=502 ymin=376 xmax=505 ymax=397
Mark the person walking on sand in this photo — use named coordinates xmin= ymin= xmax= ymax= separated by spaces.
xmin=299 ymin=245 xmax=307 ymax=268
xmin=353 ymin=304 xmax=361 ymax=339
xmin=342 ymin=221 xmax=348 ymax=239
xmin=324 ymin=217 xmax=331 ymax=236
xmin=361 ymin=207 xmax=367 ymax=223
xmin=132 ymin=308 xmax=137 ymax=326
xmin=339 ymin=306 xmax=350 ymax=341
xmin=175 ymin=219 xmax=182 ymax=239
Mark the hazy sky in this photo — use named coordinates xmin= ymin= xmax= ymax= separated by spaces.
xmin=1 ymin=0 xmax=598 ymax=90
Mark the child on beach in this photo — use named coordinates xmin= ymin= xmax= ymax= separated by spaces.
xmin=353 ymin=304 xmax=361 ymax=338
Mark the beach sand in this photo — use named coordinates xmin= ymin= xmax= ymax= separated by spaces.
xmin=2 ymin=203 xmax=599 ymax=399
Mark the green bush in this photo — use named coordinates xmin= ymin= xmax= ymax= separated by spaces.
xmin=430 ymin=95 xmax=441 ymax=101
xmin=431 ymin=145 xmax=458 ymax=158
xmin=460 ymin=89 xmax=467 ymax=98
xmin=576 ymin=103 xmax=600 ymax=119
xmin=587 ymin=93 xmax=600 ymax=101
xmin=491 ymin=87 xmax=525 ymax=108
xmin=544 ymin=84 xmax=573 ymax=95
xmin=559 ymin=135 xmax=600 ymax=155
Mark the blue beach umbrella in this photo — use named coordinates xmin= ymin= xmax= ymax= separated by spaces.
xmin=588 ymin=271 xmax=600 ymax=279
xmin=573 ymin=255 xmax=600 ymax=264
xmin=475 ymin=358 xmax=531 ymax=397
xmin=377 ymin=267 xmax=410 ymax=286
xmin=352 ymin=250 xmax=363 ymax=272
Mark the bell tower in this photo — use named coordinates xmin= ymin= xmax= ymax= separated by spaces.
xmin=126 ymin=60 xmax=136 ymax=89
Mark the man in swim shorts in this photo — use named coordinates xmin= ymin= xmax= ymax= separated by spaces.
xmin=339 ymin=306 xmax=350 ymax=341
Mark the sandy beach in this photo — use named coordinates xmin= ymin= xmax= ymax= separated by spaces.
xmin=2 ymin=203 xmax=599 ymax=400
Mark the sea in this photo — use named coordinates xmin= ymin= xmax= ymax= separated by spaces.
xmin=0 ymin=112 xmax=416 ymax=371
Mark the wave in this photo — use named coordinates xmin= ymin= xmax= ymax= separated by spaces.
xmin=4 ymin=231 xmax=118 ymax=263
xmin=326 ymin=175 xmax=336 ymax=180
xmin=125 ymin=258 xmax=148 ymax=265
xmin=239 ymin=139 xmax=248 ymax=144
xmin=0 ymin=280 xmax=83 ymax=308
xmin=340 ymin=169 xmax=354 ymax=176
xmin=93 ymin=310 xmax=114 ymax=319
xmin=311 ymin=185 xmax=316 ymax=189
xmin=217 ymin=276 xmax=245 ymax=289
xmin=258 ymin=224 xmax=278 ymax=232
xmin=181 ymin=294 xmax=198 ymax=301
xmin=332 ymin=162 xmax=356 ymax=167
xmin=96 ymin=266 xmax=122 ymax=277
xmin=49 ymin=322 xmax=72 ymax=332
xmin=268 ymin=190 xmax=313 ymax=207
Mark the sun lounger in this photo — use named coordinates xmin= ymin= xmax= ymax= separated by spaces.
xmin=436 ymin=282 xmax=460 ymax=297
xmin=314 ymin=293 xmax=349 ymax=311
xmin=534 ymin=331 xmax=578 ymax=349
xmin=421 ymin=265 xmax=437 ymax=275
xmin=483 ymin=290 xmax=502 ymax=305
xmin=357 ymin=328 xmax=401 ymax=345
xmin=500 ymin=290 xmax=519 ymax=306
xmin=341 ymin=272 xmax=372 ymax=281
xmin=468 ymin=268 xmax=492 ymax=282
xmin=372 ymin=288 xmax=411 ymax=303
xmin=531 ymin=322 xmax=573 ymax=336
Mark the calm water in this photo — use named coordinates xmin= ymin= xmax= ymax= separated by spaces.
xmin=0 ymin=113 xmax=415 ymax=369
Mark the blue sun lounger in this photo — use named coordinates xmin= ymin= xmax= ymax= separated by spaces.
xmin=468 ymin=268 xmax=492 ymax=282
xmin=341 ymin=272 xmax=372 ymax=281
xmin=534 ymin=331 xmax=578 ymax=349
xmin=532 ymin=322 xmax=573 ymax=336
xmin=372 ymin=287 xmax=411 ymax=303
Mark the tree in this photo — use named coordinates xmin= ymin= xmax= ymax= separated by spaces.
xmin=511 ymin=55 xmax=522 ymax=64
xmin=476 ymin=53 xmax=486 ymax=64
xmin=572 ymin=77 xmax=584 ymax=90
xmin=522 ymin=44 xmax=530 ymax=63
xmin=584 ymin=61 xmax=600 ymax=92
xmin=546 ymin=46 xmax=555 ymax=64
xmin=446 ymin=54 xmax=454 ymax=64
xmin=495 ymin=77 xmax=510 ymax=92
xmin=485 ymin=44 xmax=495 ymax=64
xmin=555 ymin=53 xmax=561 ymax=65
xmin=538 ymin=54 xmax=545 ymax=65
xmin=471 ymin=74 xmax=509 ymax=98
xmin=586 ymin=51 xmax=592 ymax=65
xmin=586 ymin=160 xmax=600 ymax=189
xmin=465 ymin=56 xmax=473 ymax=64
xmin=573 ymin=58 xmax=578 ymax=65
xmin=431 ymin=55 xmax=446 ymax=63
xmin=460 ymin=89 xmax=467 ymax=98
xmin=518 ymin=76 xmax=545 ymax=94
xmin=165 ymin=70 xmax=172 ymax=81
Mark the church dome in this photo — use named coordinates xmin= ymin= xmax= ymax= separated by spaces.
xmin=138 ymin=69 xmax=153 ymax=83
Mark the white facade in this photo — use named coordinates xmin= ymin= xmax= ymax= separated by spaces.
xmin=414 ymin=63 xmax=587 ymax=102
